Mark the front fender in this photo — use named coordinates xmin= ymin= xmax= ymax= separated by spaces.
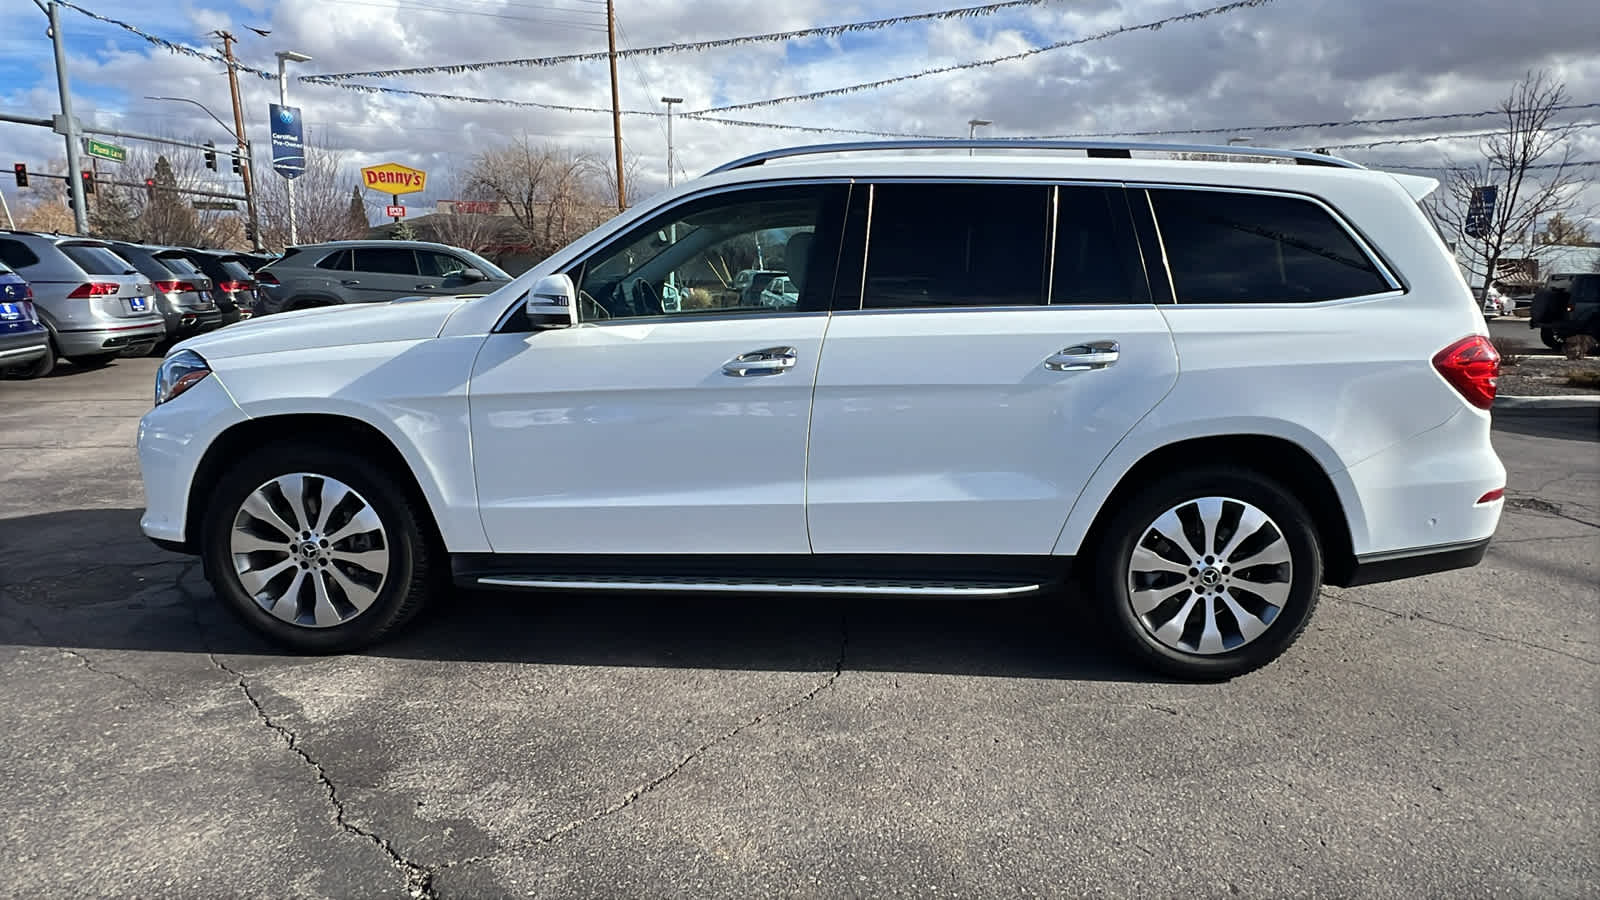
xmin=215 ymin=336 xmax=491 ymax=552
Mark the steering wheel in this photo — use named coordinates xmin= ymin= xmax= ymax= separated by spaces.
xmin=626 ymin=277 xmax=663 ymax=316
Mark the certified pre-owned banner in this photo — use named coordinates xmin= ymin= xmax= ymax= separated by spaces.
xmin=269 ymin=104 xmax=305 ymax=179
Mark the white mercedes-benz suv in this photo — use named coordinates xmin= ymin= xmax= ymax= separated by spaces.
xmin=138 ymin=141 xmax=1505 ymax=679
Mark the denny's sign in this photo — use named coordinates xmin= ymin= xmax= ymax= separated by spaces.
xmin=361 ymin=162 xmax=427 ymax=196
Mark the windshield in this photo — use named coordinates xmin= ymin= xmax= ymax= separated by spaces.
xmin=61 ymin=243 xmax=137 ymax=276
xmin=220 ymin=259 xmax=253 ymax=281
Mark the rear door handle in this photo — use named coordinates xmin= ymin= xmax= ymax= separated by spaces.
xmin=723 ymin=346 xmax=797 ymax=377
xmin=415 ymin=283 xmax=435 ymax=289
xmin=1045 ymin=340 xmax=1120 ymax=371
xmin=340 ymin=279 xmax=361 ymax=286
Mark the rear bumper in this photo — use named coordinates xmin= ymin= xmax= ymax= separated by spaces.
xmin=0 ymin=330 xmax=50 ymax=365
xmin=55 ymin=320 xmax=167 ymax=356
xmin=1342 ymin=538 xmax=1491 ymax=586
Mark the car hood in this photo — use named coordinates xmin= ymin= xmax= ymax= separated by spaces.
xmin=173 ymin=297 xmax=472 ymax=360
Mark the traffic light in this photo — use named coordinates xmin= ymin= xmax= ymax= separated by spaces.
xmin=144 ymin=178 xmax=156 ymax=202
xmin=244 ymin=221 xmax=257 ymax=244
xmin=80 ymin=171 xmax=94 ymax=195
xmin=12 ymin=163 xmax=26 ymax=188
xmin=230 ymin=150 xmax=241 ymax=175
xmin=204 ymin=141 xmax=216 ymax=171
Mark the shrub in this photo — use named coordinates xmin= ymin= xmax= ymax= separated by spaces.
xmin=1566 ymin=370 xmax=1600 ymax=389
xmin=1564 ymin=335 xmax=1596 ymax=361
xmin=1490 ymin=336 xmax=1525 ymax=367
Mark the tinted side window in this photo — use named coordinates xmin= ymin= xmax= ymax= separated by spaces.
xmin=1150 ymin=189 xmax=1393 ymax=303
xmin=1052 ymin=186 xmax=1146 ymax=304
xmin=862 ymin=183 xmax=1049 ymax=308
xmin=0 ymin=241 xmax=39 ymax=269
xmin=355 ymin=247 xmax=420 ymax=276
xmin=316 ymin=250 xmax=352 ymax=271
xmin=417 ymin=251 xmax=467 ymax=278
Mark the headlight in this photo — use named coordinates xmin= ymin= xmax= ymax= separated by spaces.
xmin=155 ymin=350 xmax=211 ymax=406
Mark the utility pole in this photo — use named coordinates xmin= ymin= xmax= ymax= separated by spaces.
xmin=42 ymin=0 xmax=88 ymax=235
xmin=215 ymin=30 xmax=263 ymax=251
xmin=662 ymin=96 xmax=682 ymax=189
xmin=606 ymin=0 xmax=625 ymax=212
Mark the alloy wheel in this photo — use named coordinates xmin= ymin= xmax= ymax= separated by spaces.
xmin=229 ymin=473 xmax=390 ymax=628
xmin=1125 ymin=496 xmax=1293 ymax=655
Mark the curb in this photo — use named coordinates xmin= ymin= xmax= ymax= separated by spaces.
xmin=1495 ymin=395 xmax=1600 ymax=409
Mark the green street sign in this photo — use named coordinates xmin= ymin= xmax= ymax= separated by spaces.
xmin=83 ymin=139 xmax=126 ymax=163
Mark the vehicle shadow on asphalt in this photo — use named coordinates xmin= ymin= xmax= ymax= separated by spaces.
xmin=0 ymin=508 xmax=1166 ymax=684
xmin=1492 ymin=408 xmax=1600 ymax=443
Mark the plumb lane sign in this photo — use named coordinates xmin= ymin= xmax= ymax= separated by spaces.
xmin=361 ymin=162 xmax=427 ymax=195
xmin=83 ymin=138 xmax=126 ymax=163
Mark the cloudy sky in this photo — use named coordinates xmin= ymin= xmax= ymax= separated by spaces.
xmin=2 ymin=0 xmax=1597 ymax=220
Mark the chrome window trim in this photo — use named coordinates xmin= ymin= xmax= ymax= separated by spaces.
xmin=492 ymin=177 xmax=855 ymax=333
xmin=1131 ymin=182 xmax=1406 ymax=303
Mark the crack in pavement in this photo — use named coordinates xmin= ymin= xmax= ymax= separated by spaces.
xmin=1506 ymin=495 xmax=1600 ymax=531
xmin=208 ymin=652 xmax=439 ymax=899
xmin=1332 ymin=594 xmax=1597 ymax=665
xmin=55 ymin=647 xmax=200 ymax=721
xmin=421 ymin=614 xmax=853 ymax=894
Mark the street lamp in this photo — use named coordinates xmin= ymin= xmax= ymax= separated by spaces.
xmin=144 ymin=95 xmax=239 ymax=142
xmin=276 ymin=50 xmax=312 ymax=245
xmin=661 ymin=96 xmax=683 ymax=189
xmin=968 ymin=118 xmax=992 ymax=156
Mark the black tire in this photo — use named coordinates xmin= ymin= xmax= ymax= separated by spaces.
xmin=66 ymin=353 xmax=118 ymax=369
xmin=1540 ymin=328 xmax=1563 ymax=351
xmin=2 ymin=349 xmax=55 ymax=379
xmin=1093 ymin=466 xmax=1322 ymax=680
xmin=201 ymin=441 xmax=439 ymax=653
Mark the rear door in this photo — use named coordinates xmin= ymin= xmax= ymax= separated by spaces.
xmin=805 ymin=181 xmax=1178 ymax=555
xmin=348 ymin=247 xmax=423 ymax=302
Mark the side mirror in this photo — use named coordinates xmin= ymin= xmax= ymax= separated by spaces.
xmin=524 ymin=274 xmax=578 ymax=331
xmin=459 ymin=266 xmax=486 ymax=283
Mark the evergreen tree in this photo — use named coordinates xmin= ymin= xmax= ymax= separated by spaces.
xmin=144 ymin=155 xmax=201 ymax=245
xmin=89 ymin=183 xmax=139 ymax=241
xmin=346 ymin=185 xmax=370 ymax=236
xmin=391 ymin=219 xmax=417 ymax=240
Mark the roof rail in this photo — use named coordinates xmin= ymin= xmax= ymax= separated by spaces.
xmin=707 ymin=139 xmax=1364 ymax=174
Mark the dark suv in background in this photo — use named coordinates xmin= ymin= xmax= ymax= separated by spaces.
xmin=171 ymin=249 xmax=258 ymax=325
xmin=254 ymin=240 xmax=512 ymax=315
xmin=104 ymin=242 xmax=223 ymax=350
xmin=1529 ymin=272 xmax=1600 ymax=349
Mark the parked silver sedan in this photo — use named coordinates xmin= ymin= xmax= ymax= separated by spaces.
xmin=0 ymin=231 xmax=165 ymax=367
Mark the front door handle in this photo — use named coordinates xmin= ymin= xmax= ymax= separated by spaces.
xmin=415 ymin=283 xmax=436 ymax=289
xmin=723 ymin=346 xmax=797 ymax=377
xmin=1045 ymin=340 xmax=1120 ymax=371
xmin=340 ymin=279 xmax=361 ymax=286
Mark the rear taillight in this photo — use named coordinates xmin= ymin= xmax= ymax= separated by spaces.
xmin=176 ymin=281 xmax=197 ymax=292
xmin=66 ymin=282 xmax=119 ymax=298
xmin=22 ymin=284 xmax=32 ymax=300
xmin=1432 ymin=335 xmax=1500 ymax=409
xmin=256 ymin=272 xmax=280 ymax=286
xmin=218 ymin=280 xmax=247 ymax=292
xmin=154 ymin=280 xmax=181 ymax=293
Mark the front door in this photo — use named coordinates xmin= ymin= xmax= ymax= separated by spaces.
xmin=805 ymin=181 xmax=1179 ymax=555
xmin=470 ymin=182 xmax=850 ymax=554
xmin=349 ymin=246 xmax=427 ymax=302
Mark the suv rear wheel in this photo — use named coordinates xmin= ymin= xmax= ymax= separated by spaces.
xmin=1094 ymin=466 xmax=1322 ymax=680
xmin=202 ymin=442 xmax=437 ymax=652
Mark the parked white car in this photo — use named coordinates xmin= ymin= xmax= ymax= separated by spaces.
xmin=1476 ymin=284 xmax=1514 ymax=317
xmin=138 ymin=141 xmax=1505 ymax=679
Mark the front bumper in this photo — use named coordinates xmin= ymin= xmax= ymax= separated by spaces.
xmin=138 ymin=373 xmax=250 ymax=548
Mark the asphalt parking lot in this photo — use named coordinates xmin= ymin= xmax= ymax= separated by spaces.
xmin=2 ymin=356 xmax=1596 ymax=899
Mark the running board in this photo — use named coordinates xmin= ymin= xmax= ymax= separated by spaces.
xmin=474 ymin=575 xmax=1044 ymax=597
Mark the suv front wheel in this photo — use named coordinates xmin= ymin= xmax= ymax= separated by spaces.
xmin=202 ymin=442 xmax=437 ymax=652
xmin=1094 ymin=467 xmax=1322 ymax=680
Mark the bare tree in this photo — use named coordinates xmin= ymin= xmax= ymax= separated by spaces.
xmin=1431 ymin=70 xmax=1593 ymax=296
xmin=467 ymin=138 xmax=614 ymax=261
xmin=428 ymin=170 xmax=504 ymax=254
xmin=253 ymin=136 xmax=367 ymax=248
xmin=1537 ymin=213 xmax=1593 ymax=246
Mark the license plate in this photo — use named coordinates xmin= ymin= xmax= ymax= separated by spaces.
xmin=129 ymin=296 xmax=149 ymax=313
xmin=0 ymin=302 xmax=17 ymax=320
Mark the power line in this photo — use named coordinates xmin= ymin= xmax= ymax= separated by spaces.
xmin=1028 ymin=102 xmax=1600 ymax=138
xmin=692 ymin=0 xmax=1278 ymax=114
xmin=302 ymin=0 xmax=1060 ymax=82
xmin=1299 ymin=121 xmax=1600 ymax=151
